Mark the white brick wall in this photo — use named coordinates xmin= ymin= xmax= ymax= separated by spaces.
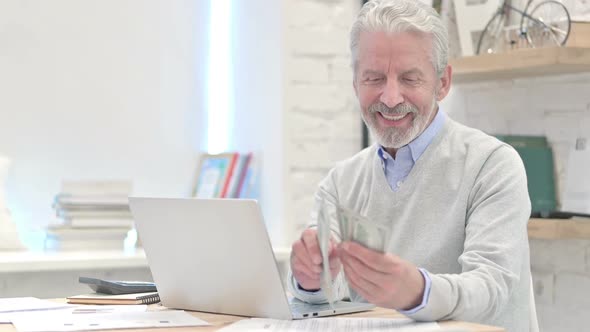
xmin=529 ymin=240 xmax=590 ymax=331
xmin=283 ymin=0 xmax=361 ymax=241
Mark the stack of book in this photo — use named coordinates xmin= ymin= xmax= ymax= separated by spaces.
xmin=45 ymin=180 xmax=134 ymax=251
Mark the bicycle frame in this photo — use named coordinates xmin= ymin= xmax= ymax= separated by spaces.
xmin=500 ymin=1 xmax=564 ymax=34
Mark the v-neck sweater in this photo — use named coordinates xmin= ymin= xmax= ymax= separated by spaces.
xmin=290 ymin=116 xmax=532 ymax=332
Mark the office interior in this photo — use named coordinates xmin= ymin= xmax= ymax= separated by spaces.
xmin=0 ymin=0 xmax=589 ymax=331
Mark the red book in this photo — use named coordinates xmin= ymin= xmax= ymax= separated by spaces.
xmin=220 ymin=153 xmax=239 ymax=198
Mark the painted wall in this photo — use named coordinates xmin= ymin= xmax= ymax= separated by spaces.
xmin=0 ymin=0 xmax=207 ymax=245
xmin=231 ymin=0 xmax=285 ymax=244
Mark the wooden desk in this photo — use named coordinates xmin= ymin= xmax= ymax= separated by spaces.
xmin=0 ymin=306 xmax=503 ymax=331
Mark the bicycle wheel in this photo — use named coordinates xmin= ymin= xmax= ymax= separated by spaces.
xmin=476 ymin=11 xmax=507 ymax=55
xmin=519 ymin=0 xmax=540 ymax=33
xmin=524 ymin=0 xmax=571 ymax=48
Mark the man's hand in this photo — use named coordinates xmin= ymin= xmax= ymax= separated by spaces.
xmin=339 ymin=241 xmax=425 ymax=310
xmin=290 ymin=228 xmax=342 ymax=291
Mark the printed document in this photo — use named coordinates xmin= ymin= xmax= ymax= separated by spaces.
xmin=218 ymin=317 xmax=440 ymax=332
xmin=0 ymin=298 xmax=73 ymax=323
xmin=10 ymin=310 xmax=209 ymax=332
xmin=0 ymin=297 xmax=71 ymax=313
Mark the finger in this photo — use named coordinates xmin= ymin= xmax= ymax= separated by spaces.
xmin=292 ymin=270 xmax=321 ymax=291
xmin=292 ymin=240 xmax=322 ymax=274
xmin=328 ymin=238 xmax=339 ymax=252
xmin=341 ymin=241 xmax=397 ymax=273
xmin=328 ymin=253 xmax=341 ymax=270
xmin=346 ymin=271 xmax=375 ymax=303
xmin=301 ymin=229 xmax=322 ymax=265
xmin=292 ymin=263 xmax=320 ymax=282
xmin=341 ymin=251 xmax=383 ymax=288
xmin=342 ymin=259 xmax=379 ymax=303
xmin=328 ymin=255 xmax=342 ymax=278
xmin=292 ymin=255 xmax=322 ymax=277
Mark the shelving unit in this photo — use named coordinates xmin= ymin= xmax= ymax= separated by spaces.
xmin=450 ymin=47 xmax=590 ymax=240
xmin=450 ymin=47 xmax=590 ymax=83
xmin=528 ymin=218 xmax=590 ymax=240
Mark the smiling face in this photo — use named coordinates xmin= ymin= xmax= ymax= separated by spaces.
xmin=354 ymin=30 xmax=451 ymax=153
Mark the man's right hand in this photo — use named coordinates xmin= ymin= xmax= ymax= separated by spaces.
xmin=290 ymin=228 xmax=341 ymax=291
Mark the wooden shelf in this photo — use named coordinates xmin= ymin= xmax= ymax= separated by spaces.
xmin=528 ymin=218 xmax=590 ymax=240
xmin=450 ymin=47 xmax=590 ymax=83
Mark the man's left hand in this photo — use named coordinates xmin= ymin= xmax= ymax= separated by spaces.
xmin=339 ymin=241 xmax=425 ymax=310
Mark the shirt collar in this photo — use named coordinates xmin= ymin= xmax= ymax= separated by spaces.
xmin=378 ymin=108 xmax=446 ymax=162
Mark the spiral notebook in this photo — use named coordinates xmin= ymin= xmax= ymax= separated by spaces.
xmin=67 ymin=292 xmax=160 ymax=305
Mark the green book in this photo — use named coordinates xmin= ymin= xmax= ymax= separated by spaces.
xmin=495 ymin=135 xmax=548 ymax=148
xmin=515 ymin=146 xmax=557 ymax=214
xmin=495 ymin=135 xmax=556 ymax=215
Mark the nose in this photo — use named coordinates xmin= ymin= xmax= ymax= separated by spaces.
xmin=379 ymin=79 xmax=404 ymax=108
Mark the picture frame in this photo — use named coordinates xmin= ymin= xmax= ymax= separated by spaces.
xmin=193 ymin=152 xmax=238 ymax=198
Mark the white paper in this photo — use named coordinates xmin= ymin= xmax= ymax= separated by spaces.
xmin=68 ymin=304 xmax=147 ymax=315
xmin=0 ymin=297 xmax=74 ymax=322
xmin=218 ymin=317 xmax=440 ymax=332
xmin=0 ymin=305 xmax=147 ymax=324
xmin=0 ymin=297 xmax=71 ymax=313
xmin=562 ymin=148 xmax=590 ymax=213
xmin=11 ymin=310 xmax=209 ymax=332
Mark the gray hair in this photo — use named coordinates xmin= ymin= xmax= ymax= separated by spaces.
xmin=350 ymin=0 xmax=449 ymax=78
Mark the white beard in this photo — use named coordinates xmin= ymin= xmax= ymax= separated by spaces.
xmin=363 ymin=99 xmax=437 ymax=149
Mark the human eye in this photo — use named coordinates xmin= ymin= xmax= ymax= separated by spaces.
xmin=402 ymin=75 xmax=421 ymax=85
xmin=363 ymin=75 xmax=384 ymax=85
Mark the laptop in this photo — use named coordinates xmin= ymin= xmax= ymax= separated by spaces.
xmin=129 ymin=197 xmax=374 ymax=319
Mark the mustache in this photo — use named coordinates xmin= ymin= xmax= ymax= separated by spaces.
xmin=368 ymin=103 xmax=418 ymax=115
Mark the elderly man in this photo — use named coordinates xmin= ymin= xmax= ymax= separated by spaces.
xmin=288 ymin=1 xmax=533 ymax=331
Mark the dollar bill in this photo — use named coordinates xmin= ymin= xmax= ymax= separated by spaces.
xmin=350 ymin=214 xmax=389 ymax=252
xmin=315 ymin=187 xmax=393 ymax=302
xmin=316 ymin=195 xmax=335 ymax=309
xmin=338 ymin=205 xmax=390 ymax=302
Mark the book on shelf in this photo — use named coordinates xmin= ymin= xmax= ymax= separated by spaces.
xmin=46 ymin=227 xmax=130 ymax=240
xmin=238 ymin=153 xmax=259 ymax=199
xmin=228 ymin=153 xmax=252 ymax=198
xmin=193 ymin=152 xmax=259 ymax=199
xmin=67 ymin=292 xmax=160 ymax=305
xmin=66 ymin=217 xmax=134 ymax=229
xmin=61 ymin=180 xmax=133 ymax=196
xmin=53 ymin=179 xmax=133 ymax=211
xmin=44 ymin=238 xmax=127 ymax=251
xmin=54 ymin=195 xmax=130 ymax=207
xmin=57 ymin=209 xmax=133 ymax=219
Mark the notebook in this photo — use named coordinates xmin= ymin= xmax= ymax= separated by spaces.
xmin=129 ymin=197 xmax=375 ymax=320
xmin=67 ymin=292 xmax=160 ymax=305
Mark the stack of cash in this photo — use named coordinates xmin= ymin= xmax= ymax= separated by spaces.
xmin=315 ymin=188 xmax=392 ymax=305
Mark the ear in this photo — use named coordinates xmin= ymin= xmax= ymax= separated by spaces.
xmin=353 ymin=77 xmax=359 ymax=98
xmin=435 ymin=65 xmax=452 ymax=101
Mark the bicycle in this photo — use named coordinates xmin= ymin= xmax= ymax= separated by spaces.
xmin=476 ymin=0 xmax=571 ymax=55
